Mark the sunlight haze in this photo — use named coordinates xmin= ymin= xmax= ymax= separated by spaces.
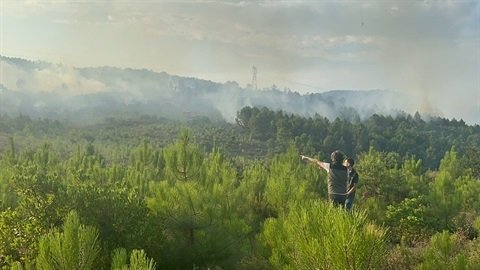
xmin=1 ymin=0 xmax=479 ymax=123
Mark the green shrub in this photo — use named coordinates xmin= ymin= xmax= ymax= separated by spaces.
xmin=260 ymin=200 xmax=387 ymax=270
xmin=36 ymin=211 xmax=100 ymax=270
xmin=418 ymin=231 xmax=467 ymax=270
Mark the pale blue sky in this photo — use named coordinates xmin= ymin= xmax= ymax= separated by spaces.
xmin=1 ymin=0 xmax=479 ymax=123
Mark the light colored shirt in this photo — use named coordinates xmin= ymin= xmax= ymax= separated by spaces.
xmin=318 ymin=161 xmax=330 ymax=172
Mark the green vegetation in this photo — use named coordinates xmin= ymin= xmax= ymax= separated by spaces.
xmin=0 ymin=109 xmax=479 ymax=269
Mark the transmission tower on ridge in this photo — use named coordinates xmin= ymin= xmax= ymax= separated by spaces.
xmin=251 ymin=66 xmax=257 ymax=90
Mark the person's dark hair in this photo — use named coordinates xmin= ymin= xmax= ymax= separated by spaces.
xmin=330 ymin=150 xmax=344 ymax=164
xmin=345 ymin=158 xmax=355 ymax=166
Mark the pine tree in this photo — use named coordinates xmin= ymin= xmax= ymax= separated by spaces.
xmin=264 ymin=144 xmax=319 ymax=215
xmin=111 ymin=248 xmax=156 ymax=270
xmin=36 ymin=211 xmax=100 ymax=270
xmin=147 ymin=137 xmax=249 ymax=269
xmin=111 ymin=248 xmax=128 ymax=270
xmin=261 ymin=200 xmax=387 ymax=270
xmin=163 ymin=129 xmax=203 ymax=182
xmin=418 ymin=231 xmax=468 ymax=270
xmin=428 ymin=149 xmax=462 ymax=231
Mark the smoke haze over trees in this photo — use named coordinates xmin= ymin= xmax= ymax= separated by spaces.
xmin=1 ymin=1 xmax=479 ymax=269
xmin=1 ymin=56 xmax=479 ymax=269
xmin=2 ymin=55 xmax=475 ymax=124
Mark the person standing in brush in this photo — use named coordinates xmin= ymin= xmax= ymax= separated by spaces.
xmin=301 ymin=150 xmax=348 ymax=207
xmin=344 ymin=158 xmax=359 ymax=211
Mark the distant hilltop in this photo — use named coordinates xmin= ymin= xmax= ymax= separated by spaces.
xmin=0 ymin=55 xmax=435 ymax=124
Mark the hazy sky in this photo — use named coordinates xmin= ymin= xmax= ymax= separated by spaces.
xmin=1 ymin=0 xmax=479 ymax=123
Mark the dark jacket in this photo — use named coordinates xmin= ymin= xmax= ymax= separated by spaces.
xmin=347 ymin=168 xmax=359 ymax=198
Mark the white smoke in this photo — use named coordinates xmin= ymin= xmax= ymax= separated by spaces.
xmin=0 ymin=60 xmax=107 ymax=96
xmin=0 ymin=56 xmax=477 ymax=125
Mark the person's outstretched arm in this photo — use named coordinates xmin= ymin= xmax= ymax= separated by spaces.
xmin=300 ymin=155 xmax=316 ymax=162
xmin=301 ymin=155 xmax=329 ymax=171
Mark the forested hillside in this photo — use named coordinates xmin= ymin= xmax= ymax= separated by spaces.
xmin=1 ymin=55 xmax=415 ymax=124
xmin=1 ymin=107 xmax=478 ymax=170
xmin=0 ymin=110 xmax=479 ymax=269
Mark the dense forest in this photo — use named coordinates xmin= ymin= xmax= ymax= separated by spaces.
xmin=0 ymin=109 xmax=479 ymax=269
